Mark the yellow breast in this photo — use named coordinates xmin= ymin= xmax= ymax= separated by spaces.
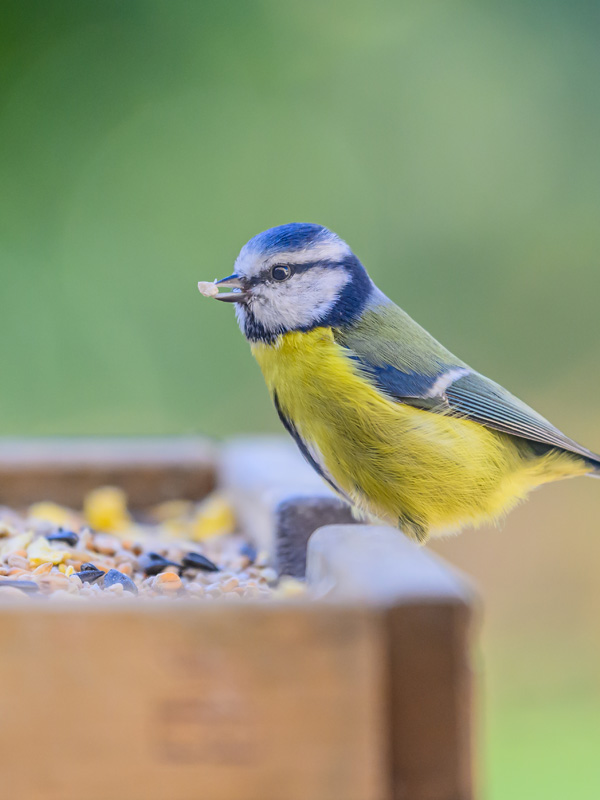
xmin=251 ymin=328 xmax=584 ymax=537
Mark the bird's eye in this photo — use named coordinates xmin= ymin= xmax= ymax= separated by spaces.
xmin=271 ymin=264 xmax=292 ymax=282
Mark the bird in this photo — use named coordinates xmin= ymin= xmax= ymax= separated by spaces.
xmin=199 ymin=223 xmax=600 ymax=543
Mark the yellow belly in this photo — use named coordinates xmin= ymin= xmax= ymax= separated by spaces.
xmin=251 ymin=328 xmax=586 ymax=538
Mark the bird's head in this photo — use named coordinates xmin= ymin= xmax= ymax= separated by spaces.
xmin=204 ymin=223 xmax=373 ymax=342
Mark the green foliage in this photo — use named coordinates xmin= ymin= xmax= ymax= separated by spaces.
xmin=1 ymin=0 xmax=599 ymax=438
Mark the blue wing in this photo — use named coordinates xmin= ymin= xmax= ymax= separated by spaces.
xmin=347 ymin=347 xmax=600 ymax=467
xmin=446 ymin=372 xmax=600 ymax=464
xmin=333 ymin=297 xmax=600 ymax=467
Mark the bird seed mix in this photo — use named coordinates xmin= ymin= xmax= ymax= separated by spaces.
xmin=0 ymin=487 xmax=305 ymax=602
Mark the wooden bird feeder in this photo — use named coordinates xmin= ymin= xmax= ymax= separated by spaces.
xmin=0 ymin=437 xmax=476 ymax=800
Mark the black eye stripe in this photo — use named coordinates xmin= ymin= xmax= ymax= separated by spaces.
xmin=246 ymin=258 xmax=343 ymax=288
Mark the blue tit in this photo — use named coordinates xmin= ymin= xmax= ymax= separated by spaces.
xmin=200 ymin=223 xmax=599 ymax=542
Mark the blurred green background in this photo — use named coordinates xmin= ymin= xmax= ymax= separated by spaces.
xmin=2 ymin=1 xmax=599 ymax=797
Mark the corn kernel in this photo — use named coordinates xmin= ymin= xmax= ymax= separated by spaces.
xmin=83 ymin=486 xmax=131 ymax=533
xmin=28 ymin=502 xmax=78 ymax=528
xmin=27 ymin=538 xmax=69 ymax=567
xmin=191 ymin=494 xmax=236 ymax=541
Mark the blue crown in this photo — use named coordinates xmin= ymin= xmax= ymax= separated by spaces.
xmin=245 ymin=223 xmax=328 ymax=256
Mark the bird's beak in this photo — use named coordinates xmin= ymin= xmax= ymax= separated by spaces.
xmin=214 ymin=274 xmax=248 ymax=303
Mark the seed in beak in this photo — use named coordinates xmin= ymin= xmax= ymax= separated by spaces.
xmin=198 ymin=274 xmax=248 ymax=303
xmin=197 ymin=281 xmax=219 ymax=298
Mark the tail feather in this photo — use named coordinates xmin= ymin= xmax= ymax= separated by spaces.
xmin=586 ymin=455 xmax=600 ymax=477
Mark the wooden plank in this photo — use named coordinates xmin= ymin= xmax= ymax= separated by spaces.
xmin=0 ymin=602 xmax=388 ymax=800
xmin=306 ymin=525 xmax=470 ymax=604
xmin=0 ymin=438 xmax=216 ymax=507
xmin=0 ymin=440 xmax=477 ymax=800
xmin=306 ymin=525 xmax=475 ymax=800
xmin=388 ymin=602 xmax=473 ymax=800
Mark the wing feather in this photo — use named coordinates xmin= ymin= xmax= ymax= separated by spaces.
xmin=338 ymin=318 xmax=600 ymax=464
xmin=445 ymin=373 xmax=600 ymax=462
xmin=335 ymin=298 xmax=600 ymax=467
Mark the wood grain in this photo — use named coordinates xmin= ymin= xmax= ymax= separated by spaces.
xmin=0 ymin=439 xmax=476 ymax=800
xmin=388 ymin=602 xmax=474 ymax=800
xmin=0 ymin=603 xmax=387 ymax=800
xmin=0 ymin=438 xmax=216 ymax=507
xmin=307 ymin=525 xmax=475 ymax=800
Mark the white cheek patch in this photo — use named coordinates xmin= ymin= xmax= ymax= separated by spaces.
xmin=250 ymin=267 xmax=350 ymax=331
